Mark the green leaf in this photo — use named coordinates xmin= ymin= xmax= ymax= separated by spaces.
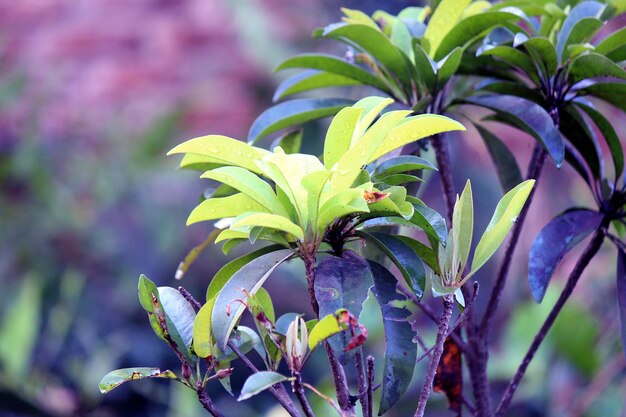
xmin=478 ymin=45 xmax=537 ymax=81
xmin=594 ymin=26 xmax=626 ymax=58
xmin=406 ymin=196 xmax=449 ymax=244
xmin=514 ymin=34 xmax=558 ymax=78
xmin=193 ymin=298 xmax=216 ymax=358
xmin=321 ymin=23 xmax=412 ymax=86
xmin=0 ymin=278 xmax=40 ymax=380
xmin=437 ymin=47 xmax=463 ymax=87
xmin=568 ymin=53 xmax=626 ymax=84
xmin=248 ymin=98 xmax=353 ymax=144
xmin=395 ymin=236 xmax=440 ymax=273
xmin=575 ymin=101 xmax=623 ymax=179
xmin=369 ymin=114 xmax=466 ymax=162
xmin=238 ymin=371 xmax=290 ymax=401
xmin=359 ymin=232 xmax=426 ymax=298
xmin=391 ymin=19 xmax=414 ymax=60
xmin=158 ymin=287 xmax=197 ymax=356
xmin=474 ymin=124 xmax=523 ymax=192
xmin=371 ymin=155 xmax=437 ymax=178
xmin=452 ymin=180 xmax=474 ymax=275
xmin=206 ymin=245 xmax=287 ymax=302
xmin=201 ymin=166 xmax=288 ymax=217
xmin=576 ymin=82 xmax=626 ymax=112
xmin=273 ymin=70 xmax=361 ymax=101
xmin=413 ymin=42 xmax=437 ymax=92
xmin=178 ymin=153 xmax=224 ymax=172
xmin=324 ymin=107 xmax=364 ymax=169
xmin=212 ymin=250 xmax=293 ymax=349
xmin=423 ymin=0 xmax=472 ymax=57
xmin=274 ymin=53 xmax=390 ymax=92
xmin=470 ymin=180 xmax=535 ymax=276
xmin=314 ymin=252 xmax=373 ymax=362
xmin=369 ymin=261 xmax=417 ymax=415
xmin=167 ymin=135 xmax=269 ymax=174
xmin=465 ymin=95 xmax=564 ymax=167
xmin=274 ymin=130 xmax=302 ymax=154
xmin=308 ymin=313 xmax=343 ymax=350
xmin=99 ymin=368 xmax=177 ymax=394
xmin=187 ymin=193 xmax=268 ymax=225
xmin=555 ymin=1 xmax=605 ymax=61
xmin=559 ymin=104 xmax=602 ymax=180
xmin=231 ymin=213 xmax=305 ymax=240
xmin=434 ymin=11 xmax=522 ymax=60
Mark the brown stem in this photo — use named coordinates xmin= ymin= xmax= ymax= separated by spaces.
xmin=431 ymin=134 xmax=456 ymax=224
xmin=304 ymin=256 xmax=354 ymax=416
xmin=354 ymin=347 xmax=369 ymax=416
xmin=494 ymin=228 xmax=606 ymax=417
xmin=292 ymin=371 xmax=316 ymax=417
xmin=196 ymin=381 xmax=225 ymax=417
xmin=366 ymin=356 xmax=375 ymax=417
xmin=413 ymin=294 xmax=455 ymax=417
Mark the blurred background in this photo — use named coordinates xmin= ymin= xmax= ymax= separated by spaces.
xmin=0 ymin=1 xmax=624 ymax=416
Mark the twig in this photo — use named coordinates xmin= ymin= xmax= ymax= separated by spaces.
xmin=354 ymin=347 xmax=369 ymax=416
xmin=366 ymin=356 xmax=375 ymax=417
xmin=179 ymin=286 xmax=202 ymax=312
xmin=564 ymin=354 xmax=625 ymax=417
xmin=196 ymin=380 xmax=226 ymax=417
xmin=303 ymin=383 xmax=343 ymax=416
xmin=413 ymin=294 xmax=455 ymax=417
xmin=227 ymin=340 xmax=301 ymax=417
xmin=494 ymin=228 xmax=606 ymax=417
xmin=292 ymin=372 xmax=316 ymax=417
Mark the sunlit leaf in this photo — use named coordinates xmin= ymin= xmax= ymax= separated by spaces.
xmin=187 ymin=193 xmax=268 ymax=225
xmin=324 ymin=107 xmax=363 ymax=169
xmin=423 ymin=0 xmax=472 ymax=57
xmin=470 ymin=180 xmax=535 ymax=276
xmin=193 ymin=298 xmax=216 ymax=358
xmin=308 ymin=313 xmax=343 ymax=350
xmin=273 ymin=70 xmax=361 ymax=101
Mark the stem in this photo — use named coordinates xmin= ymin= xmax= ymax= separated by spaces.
xmin=292 ymin=372 xmax=316 ymax=417
xmin=304 ymin=256 xmax=354 ymax=416
xmin=354 ymin=347 xmax=369 ymax=417
xmin=228 ymin=341 xmax=302 ymax=417
xmin=494 ymin=228 xmax=606 ymax=417
xmin=413 ymin=294 xmax=455 ymax=417
xmin=366 ymin=356 xmax=375 ymax=417
xmin=196 ymin=381 xmax=226 ymax=417
xmin=468 ymin=144 xmax=547 ymax=417
xmin=431 ymin=134 xmax=456 ymax=224
xmin=480 ymin=144 xmax=547 ymax=338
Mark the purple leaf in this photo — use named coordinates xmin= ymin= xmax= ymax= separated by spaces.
xmin=529 ymin=209 xmax=603 ymax=302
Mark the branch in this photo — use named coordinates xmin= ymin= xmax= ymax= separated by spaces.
xmin=196 ymin=381 xmax=226 ymax=417
xmin=366 ymin=356 xmax=375 ymax=417
xmin=494 ymin=228 xmax=606 ymax=417
xmin=354 ymin=347 xmax=369 ymax=416
xmin=292 ymin=372 xmax=316 ymax=417
xmin=413 ymin=294 xmax=455 ymax=417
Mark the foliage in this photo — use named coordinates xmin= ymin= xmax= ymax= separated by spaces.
xmin=99 ymin=0 xmax=626 ymax=416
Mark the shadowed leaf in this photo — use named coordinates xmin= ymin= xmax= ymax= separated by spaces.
xmin=238 ymin=371 xmax=289 ymax=401
xmin=99 ymin=368 xmax=177 ymax=394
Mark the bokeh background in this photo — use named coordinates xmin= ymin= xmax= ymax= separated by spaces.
xmin=1 ymin=1 xmax=624 ymax=416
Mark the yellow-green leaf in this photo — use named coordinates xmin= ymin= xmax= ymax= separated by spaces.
xmin=308 ymin=313 xmax=343 ymax=350
xmin=231 ymin=213 xmax=305 ymax=240
xmin=187 ymin=194 xmax=268 ymax=225
xmin=423 ymin=0 xmax=472 ymax=57
xmin=452 ymin=180 xmax=474 ymax=276
xmin=369 ymin=114 xmax=465 ymax=162
xmin=470 ymin=180 xmax=535 ymax=275
xmin=324 ymin=107 xmax=363 ymax=169
xmin=193 ymin=298 xmax=216 ymax=358
xmin=168 ymin=135 xmax=269 ymax=174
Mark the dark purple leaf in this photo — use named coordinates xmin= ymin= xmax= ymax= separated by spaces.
xmin=247 ymin=98 xmax=353 ymax=144
xmin=617 ymin=249 xmax=626 ymax=359
xmin=314 ymin=251 xmax=373 ymax=364
xmin=529 ymin=209 xmax=603 ymax=303
xmin=368 ymin=260 xmax=416 ymax=416
xmin=474 ymin=123 xmax=523 ymax=192
xmin=465 ymin=95 xmax=565 ymax=167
